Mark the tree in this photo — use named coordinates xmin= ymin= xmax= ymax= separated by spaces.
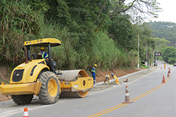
xmin=92 ymin=0 xmax=161 ymax=33
xmin=153 ymin=37 xmax=170 ymax=52
xmin=162 ymin=47 xmax=176 ymax=64
xmin=0 ymin=0 xmax=41 ymax=64
xmin=109 ymin=14 xmax=134 ymax=51
xmin=109 ymin=0 xmax=161 ymax=21
xmin=146 ymin=21 xmax=176 ymax=47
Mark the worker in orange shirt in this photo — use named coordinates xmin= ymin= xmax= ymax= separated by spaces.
xmin=111 ymin=73 xmax=120 ymax=84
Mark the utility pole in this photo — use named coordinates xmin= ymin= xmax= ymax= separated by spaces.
xmin=137 ymin=17 xmax=140 ymax=69
xmin=138 ymin=32 xmax=139 ymax=68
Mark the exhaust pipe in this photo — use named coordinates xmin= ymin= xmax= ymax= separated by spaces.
xmin=23 ymin=47 xmax=28 ymax=64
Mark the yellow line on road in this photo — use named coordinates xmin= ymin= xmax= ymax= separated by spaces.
xmin=89 ymin=77 xmax=170 ymax=117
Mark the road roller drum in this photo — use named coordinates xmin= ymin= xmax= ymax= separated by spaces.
xmin=58 ymin=69 xmax=93 ymax=98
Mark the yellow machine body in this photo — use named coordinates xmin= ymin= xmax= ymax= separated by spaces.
xmin=0 ymin=38 xmax=60 ymax=95
xmin=10 ymin=60 xmax=49 ymax=84
xmin=59 ymin=69 xmax=93 ymax=98
xmin=0 ymin=69 xmax=93 ymax=96
xmin=0 ymin=38 xmax=93 ymax=100
xmin=0 ymin=59 xmax=49 ymax=95
xmin=24 ymin=38 xmax=61 ymax=47
xmin=60 ymin=77 xmax=93 ymax=92
xmin=0 ymin=80 xmax=42 ymax=95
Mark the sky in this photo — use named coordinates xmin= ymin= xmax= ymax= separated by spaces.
xmin=152 ymin=0 xmax=176 ymax=23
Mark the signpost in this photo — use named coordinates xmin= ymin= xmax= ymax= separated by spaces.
xmin=154 ymin=52 xmax=162 ymax=66
xmin=155 ymin=52 xmax=161 ymax=56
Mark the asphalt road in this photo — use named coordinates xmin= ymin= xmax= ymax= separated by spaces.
xmin=1 ymin=62 xmax=175 ymax=117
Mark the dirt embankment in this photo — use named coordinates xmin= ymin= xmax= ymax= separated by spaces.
xmin=96 ymin=68 xmax=142 ymax=83
xmin=0 ymin=66 xmax=145 ymax=102
xmin=0 ymin=66 xmax=11 ymax=102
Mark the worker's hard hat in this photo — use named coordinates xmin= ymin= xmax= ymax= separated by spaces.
xmin=111 ymin=73 xmax=114 ymax=76
xmin=40 ymin=46 xmax=45 ymax=50
xmin=106 ymin=75 xmax=110 ymax=78
xmin=94 ymin=64 xmax=97 ymax=67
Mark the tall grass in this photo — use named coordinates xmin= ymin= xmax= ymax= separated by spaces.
xmin=0 ymin=0 xmax=41 ymax=65
xmin=0 ymin=0 xmax=138 ymax=72
xmin=90 ymin=31 xmax=120 ymax=70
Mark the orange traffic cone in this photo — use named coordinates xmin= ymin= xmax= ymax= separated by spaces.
xmin=122 ymin=86 xmax=133 ymax=104
xmin=23 ymin=107 xmax=29 ymax=117
xmin=162 ymin=75 xmax=166 ymax=83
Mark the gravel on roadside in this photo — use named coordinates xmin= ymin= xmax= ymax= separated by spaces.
xmin=90 ymin=67 xmax=158 ymax=92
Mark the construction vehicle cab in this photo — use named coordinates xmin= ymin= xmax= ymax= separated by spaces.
xmin=0 ymin=38 xmax=93 ymax=105
xmin=24 ymin=38 xmax=60 ymax=74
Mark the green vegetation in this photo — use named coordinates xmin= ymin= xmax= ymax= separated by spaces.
xmin=162 ymin=47 xmax=176 ymax=64
xmin=146 ymin=22 xmax=176 ymax=63
xmin=146 ymin=21 xmax=176 ymax=47
xmin=0 ymin=0 xmax=161 ymax=72
xmin=140 ymin=63 xmax=149 ymax=69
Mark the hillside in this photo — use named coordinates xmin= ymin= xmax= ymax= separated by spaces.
xmin=0 ymin=0 xmax=161 ymax=70
xmin=0 ymin=0 xmax=162 ymax=103
xmin=146 ymin=21 xmax=176 ymax=47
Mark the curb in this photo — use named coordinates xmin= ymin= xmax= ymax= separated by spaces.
xmin=94 ymin=67 xmax=156 ymax=87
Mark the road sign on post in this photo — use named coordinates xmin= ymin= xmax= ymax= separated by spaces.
xmin=155 ymin=52 xmax=161 ymax=56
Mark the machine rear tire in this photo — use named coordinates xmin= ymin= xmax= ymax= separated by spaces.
xmin=11 ymin=94 xmax=33 ymax=105
xmin=38 ymin=71 xmax=60 ymax=104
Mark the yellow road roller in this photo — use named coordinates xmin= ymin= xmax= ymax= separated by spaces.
xmin=0 ymin=38 xmax=93 ymax=105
